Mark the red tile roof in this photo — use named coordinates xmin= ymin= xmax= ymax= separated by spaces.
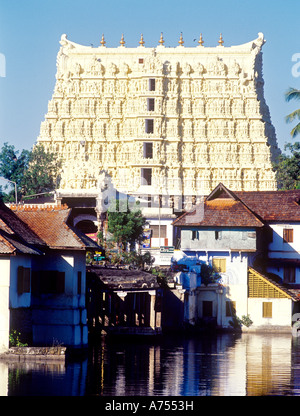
xmin=235 ymin=190 xmax=300 ymax=222
xmin=0 ymin=201 xmax=45 ymax=255
xmin=14 ymin=205 xmax=98 ymax=250
xmin=174 ymin=193 xmax=264 ymax=228
xmin=174 ymin=183 xmax=300 ymax=227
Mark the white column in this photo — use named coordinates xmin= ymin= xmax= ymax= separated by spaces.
xmin=0 ymin=258 xmax=10 ymax=353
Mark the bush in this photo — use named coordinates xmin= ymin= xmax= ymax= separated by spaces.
xmin=9 ymin=330 xmax=28 ymax=347
xmin=229 ymin=314 xmax=253 ymax=329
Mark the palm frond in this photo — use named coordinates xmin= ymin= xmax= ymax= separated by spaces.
xmin=285 ymin=108 xmax=300 ymax=123
xmin=290 ymin=123 xmax=300 ymax=138
xmin=285 ymin=87 xmax=300 ymax=102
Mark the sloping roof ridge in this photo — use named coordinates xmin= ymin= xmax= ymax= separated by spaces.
xmin=0 ymin=201 xmax=46 ymax=247
xmin=172 ymin=209 xmax=192 ymax=225
xmin=208 ymin=183 xmax=264 ymax=227
xmin=206 ymin=182 xmax=238 ymax=201
xmin=11 ymin=203 xmax=69 ymax=212
xmin=0 ymin=233 xmax=16 ymax=253
xmin=62 ymin=221 xmax=85 ymax=248
xmin=66 ymin=222 xmax=100 ymax=249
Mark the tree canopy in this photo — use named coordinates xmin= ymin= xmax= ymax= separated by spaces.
xmin=20 ymin=144 xmax=61 ymax=197
xmin=285 ymin=87 xmax=300 ymax=138
xmin=273 ymin=142 xmax=300 ymax=190
xmin=0 ymin=142 xmax=61 ymax=202
xmin=107 ymin=199 xmax=147 ymax=252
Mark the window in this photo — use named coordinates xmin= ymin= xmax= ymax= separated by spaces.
xmin=139 ymin=58 xmax=144 ymax=64
xmin=149 ymin=79 xmax=156 ymax=91
xmin=150 ymin=225 xmax=167 ymax=238
xmin=262 ymin=302 xmax=272 ymax=318
xmin=78 ymin=271 xmax=82 ymax=295
xmin=143 ymin=142 xmax=153 ymax=159
xmin=283 ymin=228 xmax=293 ymax=243
xmin=33 ymin=271 xmax=65 ymax=294
xmin=203 ymin=301 xmax=213 ymax=317
xmin=17 ymin=266 xmax=31 ymax=294
xmin=284 ymin=266 xmax=296 ymax=283
xmin=192 ymin=230 xmax=199 ymax=240
xmin=141 ymin=168 xmax=152 ymax=185
xmin=145 ymin=119 xmax=154 ymax=134
xmin=226 ymin=301 xmax=236 ymax=317
xmin=215 ymin=231 xmax=222 ymax=240
xmin=147 ymin=98 xmax=155 ymax=111
xmin=212 ymin=258 xmax=226 ymax=273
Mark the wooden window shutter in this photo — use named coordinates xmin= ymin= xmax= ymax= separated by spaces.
xmin=212 ymin=258 xmax=226 ymax=273
xmin=17 ymin=267 xmax=31 ymax=294
xmin=262 ymin=302 xmax=272 ymax=318
xmin=17 ymin=266 xmax=24 ymax=294
xmin=283 ymin=228 xmax=293 ymax=243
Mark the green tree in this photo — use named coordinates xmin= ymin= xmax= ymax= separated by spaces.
xmin=107 ymin=199 xmax=147 ymax=253
xmin=0 ymin=142 xmax=30 ymax=202
xmin=0 ymin=143 xmax=61 ymax=202
xmin=273 ymin=142 xmax=300 ymax=190
xmin=285 ymin=87 xmax=300 ymax=138
xmin=20 ymin=144 xmax=61 ymax=198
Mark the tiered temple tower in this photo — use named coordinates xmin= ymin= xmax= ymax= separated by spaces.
xmin=37 ymin=32 xmax=279 ymax=216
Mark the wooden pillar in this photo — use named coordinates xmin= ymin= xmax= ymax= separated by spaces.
xmin=149 ymin=290 xmax=156 ymax=329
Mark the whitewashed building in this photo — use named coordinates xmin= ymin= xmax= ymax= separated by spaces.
xmin=173 ymin=183 xmax=300 ymax=331
xmin=0 ymin=201 xmax=98 ymax=352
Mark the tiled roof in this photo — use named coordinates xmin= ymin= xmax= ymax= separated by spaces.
xmin=87 ymin=266 xmax=160 ymax=290
xmin=235 ymin=190 xmax=300 ymax=222
xmin=174 ymin=184 xmax=300 ymax=227
xmin=0 ymin=201 xmax=45 ymax=247
xmin=0 ymin=201 xmax=45 ymax=255
xmin=14 ymin=205 xmax=99 ymax=250
xmin=174 ymin=195 xmax=264 ymax=228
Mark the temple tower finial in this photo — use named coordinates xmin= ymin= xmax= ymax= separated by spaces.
xmin=139 ymin=34 xmax=145 ymax=47
xmin=218 ymin=33 xmax=224 ymax=46
xmin=100 ymin=34 xmax=106 ymax=47
xmin=158 ymin=32 xmax=164 ymax=46
xmin=120 ymin=34 xmax=125 ymax=47
xmin=198 ymin=33 xmax=204 ymax=46
xmin=178 ymin=32 xmax=184 ymax=46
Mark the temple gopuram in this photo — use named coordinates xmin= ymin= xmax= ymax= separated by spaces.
xmin=36 ymin=32 xmax=280 ymax=251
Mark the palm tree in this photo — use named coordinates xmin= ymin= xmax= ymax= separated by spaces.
xmin=285 ymin=87 xmax=300 ymax=138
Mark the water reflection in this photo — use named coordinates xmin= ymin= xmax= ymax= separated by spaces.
xmin=3 ymin=333 xmax=300 ymax=396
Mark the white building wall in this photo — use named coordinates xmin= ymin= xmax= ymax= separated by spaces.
xmin=196 ymin=252 xmax=249 ymax=328
xmin=248 ymin=298 xmax=292 ymax=329
xmin=147 ymin=217 xmax=174 ymax=248
xmin=0 ymin=258 xmax=10 ymax=352
xmin=267 ymin=223 xmax=300 ymax=284
xmin=268 ymin=223 xmax=300 ymax=256
xmin=0 ymin=362 xmax=8 ymax=396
